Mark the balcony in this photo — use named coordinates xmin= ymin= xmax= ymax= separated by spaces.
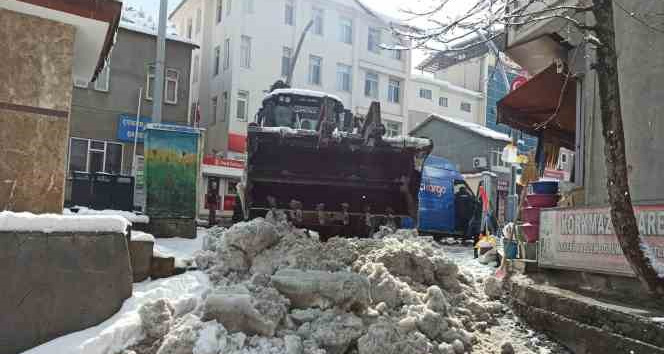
xmin=504 ymin=0 xmax=585 ymax=74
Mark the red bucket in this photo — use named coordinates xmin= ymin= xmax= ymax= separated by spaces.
xmin=521 ymin=223 xmax=539 ymax=243
xmin=523 ymin=207 xmax=541 ymax=225
xmin=526 ymin=194 xmax=559 ymax=208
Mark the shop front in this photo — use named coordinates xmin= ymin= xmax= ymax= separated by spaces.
xmin=199 ymin=155 xmax=244 ymax=225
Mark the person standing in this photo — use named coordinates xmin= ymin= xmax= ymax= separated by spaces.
xmin=206 ymin=180 xmax=220 ymax=227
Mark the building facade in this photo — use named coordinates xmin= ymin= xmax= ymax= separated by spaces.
xmin=67 ymin=25 xmax=196 ymax=206
xmin=407 ymin=74 xmax=484 ymax=132
xmin=170 ymin=0 xmax=411 ymax=221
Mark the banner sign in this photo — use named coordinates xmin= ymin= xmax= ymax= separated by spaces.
xmin=117 ymin=114 xmax=151 ymax=142
xmin=203 ymin=155 xmax=245 ymax=169
xmin=538 ymin=205 xmax=664 ymax=277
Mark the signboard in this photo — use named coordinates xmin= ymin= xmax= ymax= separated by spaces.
xmin=117 ymin=114 xmax=151 ymax=142
xmin=144 ymin=126 xmax=201 ymax=218
xmin=497 ymin=179 xmax=509 ymax=192
xmin=538 ymin=205 xmax=664 ymax=277
xmin=203 ymin=155 xmax=245 ymax=169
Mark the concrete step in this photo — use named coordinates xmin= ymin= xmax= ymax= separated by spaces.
xmin=508 ymin=276 xmax=664 ymax=351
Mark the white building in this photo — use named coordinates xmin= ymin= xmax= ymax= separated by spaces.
xmin=170 ymin=0 xmax=411 ymax=221
xmin=407 ymin=74 xmax=484 ymax=132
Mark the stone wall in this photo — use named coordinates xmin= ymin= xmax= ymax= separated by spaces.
xmin=0 ymin=231 xmax=133 ymax=354
xmin=0 ymin=9 xmax=75 ymax=213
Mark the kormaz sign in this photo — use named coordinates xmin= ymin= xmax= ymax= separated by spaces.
xmin=117 ymin=114 xmax=151 ymax=142
xmin=538 ymin=205 xmax=664 ymax=277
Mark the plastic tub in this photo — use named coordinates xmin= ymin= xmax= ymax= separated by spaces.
xmin=526 ymin=193 xmax=559 ymax=208
xmin=521 ymin=223 xmax=539 ymax=243
xmin=531 ymin=181 xmax=559 ymax=195
xmin=522 ymin=207 xmax=541 ymax=225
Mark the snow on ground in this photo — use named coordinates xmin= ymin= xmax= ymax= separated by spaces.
xmin=0 ymin=210 xmax=130 ymax=234
xmin=22 ymin=231 xmax=210 ymax=354
xmin=22 ymin=271 xmax=210 ymax=354
xmin=152 ymin=228 xmax=206 ymax=267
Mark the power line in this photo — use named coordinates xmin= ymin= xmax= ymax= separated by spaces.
xmin=613 ymin=0 xmax=664 ymax=34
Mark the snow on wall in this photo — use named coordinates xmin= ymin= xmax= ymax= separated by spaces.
xmin=65 ymin=206 xmax=150 ymax=224
xmin=421 ymin=114 xmax=512 ymax=142
xmin=0 ymin=211 xmax=130 ymax=234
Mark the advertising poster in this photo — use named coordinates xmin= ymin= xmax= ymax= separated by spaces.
xmin=538 ymin=205 xmax=664 ymax=277
xmin=144 ymin=125 xmax=200 ymax=218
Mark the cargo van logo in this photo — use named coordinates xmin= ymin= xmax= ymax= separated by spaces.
xmin=421 ymin=183 xmax=446 ymax=197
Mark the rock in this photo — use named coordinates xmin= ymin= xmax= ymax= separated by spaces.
xmin=202 ymin=285 xmax=288 ymax=336
xmin=290 ymin=308 xmax=322 ymax=325
xmin=424 ymin=285 xmax=448 ymax=314
xmin=437 ymin=343 xmax=455 ymax=354
xmin=397 ymin=316 xmax=418 ymax=334
xmin=139 ymin=299 xmax=175 ymax=339
xmin=271 ymin=269 xmax=371 ymax=312
xmin=224 ymin=218 xmax=279 ymax=260
xmin=156 ymin=314 xmax=203 ymax=354
xmin=285 ymin=334 xmax=304 ymax=354
xmin=151 ymin=255 xmax=176 ymax=279
xmin=501 ymin=341 xmax=515 ymax=354
xmin=416 ymin=309 xmax=447 ymax=341
xmin=451 ymin=339 xmax=465 ymax=354
xmin=305 ymin=311 xmax=365 ymax=354
xmin=484 ymin=276 xmax=503 ymax=300
xmin=357 ymin=321 xmax=402 ymax=354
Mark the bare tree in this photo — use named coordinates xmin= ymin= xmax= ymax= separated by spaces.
xmin=395 ymin=0 xmax=664 ymax=295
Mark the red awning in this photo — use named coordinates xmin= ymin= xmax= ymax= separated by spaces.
xmin=497 ymin=63 xmax=576 ymax=149
xmin=228 ymin=133 xmax=247 ymax=153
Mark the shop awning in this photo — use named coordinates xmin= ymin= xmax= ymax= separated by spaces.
xmin=497 ymin=63 xmax=576 ymax=149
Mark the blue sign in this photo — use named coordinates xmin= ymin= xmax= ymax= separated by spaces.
xmin=117 ymin=114 xmax=152 ymax=142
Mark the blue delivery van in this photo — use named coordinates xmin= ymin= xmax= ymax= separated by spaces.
xmin=411 ymin=156 xmax=480 ymax=238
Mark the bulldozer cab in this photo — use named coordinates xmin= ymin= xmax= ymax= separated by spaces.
xmin=257 ymin=89 xmax=353 ymax=132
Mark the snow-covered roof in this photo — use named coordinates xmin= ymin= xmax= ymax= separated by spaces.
xmin=120 ymin=6 xmax=197 ymax=46
xmin=411 ymin=74 xmax=484 ymax=99
xmin=264 ymin=89 xmax=343 ymax=104
xmin=0 ymin=211 xmax=130 ymax=235
xmin=412 ymin=114 xmax=512 ymax=142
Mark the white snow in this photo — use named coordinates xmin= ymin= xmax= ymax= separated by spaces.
xmin=120 ymin=6 xmax=196 ymax=46
xmin=263 ymin=88 xmax=343 ymax=104
xmin=153 ymin=231 xmax=205 ymax=260
xmin=65 ymin=206 xmax=150 ymax=224
xmin=255 ymin=126 xmax=319 ymax=136
xmin=0 ymin=211 xmax=129 ymax=234
xmin=22 ymin=271 xmax=210 ymax=354
xmin=383 ymin=136 xmax=433 ymax=149
xmin=418 ymin=114 xmax=512 ymax=142
xmin=411 ymin=74 xmax=484 ymax=98
xmin=131 ymin=231 xmax=156 ymax=243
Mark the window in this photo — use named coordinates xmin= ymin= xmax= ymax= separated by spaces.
xmin=226 ymin=0 xmax=232 ymax=15
xmin=237 ymin=90 xmax=249 ymax=120
xmin=146 ymin=65 xmax=155 ymax=100
xmin=308 ymin=55 xmax=322 ymax=85
xmin=460 ymin=102 xmax=472 ymax=112
xmin=491 ymin=151 xmax=509 ymax=171
xmin=227 ymin=180 xmax=238 ymax=195
xmin=390 ymin=48 xmax=402 ymax=60
xmin=419 ymin=88 xmax=432 ymax=100
xmin=187 ymin=18 xmax=192 ymax=39
xmin=211 ymin=96 xmax=218 ymax=123
xmin=240 ymin=35 xmax=252 ymax=68
xmin=216 ymin=0 xmax=223 ymax=23
xmin=281 ymin=47 xmax=292 ymax=77
xmin=223 ymin=39 xmax=231 ymax=69
xmin=193 ymin=55 xmax=199 ymax=83
xmin=243 ymin=0 xmax=254 ymax=14
xmin=195 ymin=8 xmax=201 ymax=34
xmin=388 ymin=79 xmax=401 ymax=103
xmin=94 ymin=57 xmax=111 ymax=92
xmin=284 ymin=0 xmax=295 ymax=25
xmin=368 ymin=27 xmax=381 ymax=53
xmin=336 ymin=64 xmax=351 ymax=92
xmin=385 ymin=121 xmax=402 ymax=137
xmin=312 ymin=7 xmax=324 ymax=35
xmin=68 ymin=138 xmax=123 ymax=175
xmin=222 ymin=91 xmax=229 ymax=121
xmin=165 ymin=69 xmax=179 ymax=104
xmin=339 ymin=17 xmax=352 ymax=44
xmin=214 ymin=46 xmax=221 ymax=75
xmin=364 ymin=71 xmax=378 ymax=98
xmin=439 ymin=97 xmax=448 ymax=107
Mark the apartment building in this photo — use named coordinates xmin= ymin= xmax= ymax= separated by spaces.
xmin=407 ymin=74 xmax=484 ymax=132
xmin=170 ymin=0 xmax=411 ymax=221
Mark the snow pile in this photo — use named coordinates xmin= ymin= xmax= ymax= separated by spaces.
xmin=65 ymin=206 xmax=150 ymax=224
xmin=0 ymin=211 xmax=130 ymax=234
xmin=132 ymin=231 xmax=156 ymax=243
xmin=116 ymin=218 xmax=508 ymax=354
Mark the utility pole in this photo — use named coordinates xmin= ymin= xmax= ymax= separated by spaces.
xmin=153 ymin=0 xmax=168 ymax=123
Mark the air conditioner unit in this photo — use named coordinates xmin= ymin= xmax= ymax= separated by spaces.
xmin=473 ymin=156 xmax=488 ymax=169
